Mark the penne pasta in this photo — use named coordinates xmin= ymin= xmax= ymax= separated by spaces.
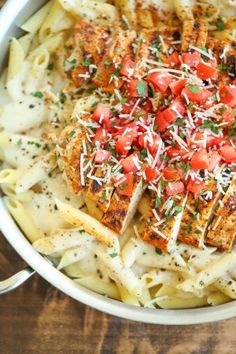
xmin=4 ymin=197 xmax=44 ymax=242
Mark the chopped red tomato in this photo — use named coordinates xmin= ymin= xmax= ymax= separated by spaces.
xmin=155 ymin=113 xmax=170 ymax=132
xmin=127 ymin=79 xmax=148 ymax=97
xmin=182 ymin=52 xmax=201 ymax=67
xmin=121 ymin=153 xmax=140 ymax=173
xmin=116 ymin=174 xmax=134 ymax=197
xmin=196 ymin=62 xmax=218 ymax=80
xmin=170 ymin=79 xmax=186 ymax=95
xmin=190 ymin=132 xmax=206 ymax=148
xmin=116 ymin=135 xmax=133 ymax=156
xmin=115 ymin=122 xmax=138 ymax=139
xmin=190 ymin=149 xmax=209 ymax=170
xmin=206 ymin=136 xmax=230 ymax=148
xmin=220 ymin=145 xmax=236 ymax=163
xmin=140 ymin=98 xmax=153 ymax=113
xmin=167 ymin=146 xmax=188 ymax=158
xmin=182 ymin=87 xmax=212 ymax=105
xmin=156 ymin=97 xmax=186 ymax=127
xmin=165 ymin=52 xmax=180 ymax=66
xmin=222 ymin=107 xmax=236 ymax=127
xmin=138 ymin=133 xmax=162 ymax=156
xmin=162 ymin=167 xmax=180 ymax=180
xmin=121 ymin=98 xmax=137 ymax=114
xmin=144 ymin=167 xmax=159 ymax=182
xmin=166 ymin=181 xmax=185 ymax=196
xmin=94 ymin=149 xmax=111 ymax=164
xmin=187 ymin=179 xmax=206 ymax=196
xmin=208 ymin=152 xmax=221 ymax=171
xmin=93 ymin=104 xmax=111 ymax=124
xmin=219 ymin=86 xmax=236 ymax=107
xmin=94 ymin=127 xmax=108 ymax=147
xmin=120 ymin=58 xmax=136 ymax=77
xmin=146 ymin=72 xmax=173 ymax=93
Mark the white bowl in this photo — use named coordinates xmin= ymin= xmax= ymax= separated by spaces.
xmin=0 ymin=0 xmax=236 ymax=324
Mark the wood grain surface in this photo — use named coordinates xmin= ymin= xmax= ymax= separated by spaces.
xmin=1 ymin=235 xmax=236 ymax=354
xmin=0 ymin=1 xmax=236 ymax=353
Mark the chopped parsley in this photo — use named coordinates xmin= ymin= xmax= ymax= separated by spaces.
xmin=178 ymin=162 xmax=190 ymax=174
xmin=32 ymin=91 xmax=43 ymax=99
xmin=137 ymin=81 xmax=146 ymax=97
xmin=69 ymin=130 xmax=76 ymax=138
xmin=109 ymin=252 xmax=118 ymax=258
xmin=187 ymin=85 xmax=200 ymax=94
xmin=82 ymin=58 xmax=91 ymax=66
xmin=155 ymin=247 xmax=162 ymax=255
xmin=154 ymin=196 xmax=161 ymax=209
xmin=201 ymin=120 xmax=219 ymax=133
xmin=16 ymin=139 xmax=22 ymax=147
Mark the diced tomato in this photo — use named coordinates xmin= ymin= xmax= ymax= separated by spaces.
xmin=219 ymin=86 xmax=236 ymax=107
xmin=166 ymin=181 xmax=185 ymax=196
xmin=182 ymin=52 xmax=201 ymax=67
xmin=182 ymin=87 xmax=212 ymax=105
xmin=170 ymin=79 xmax=186 ymax=96
xmin=222 ymin=107 xmax=236 ymax=127
xmin=116 ymin=135 xmax=133 ymax=156
xmin=220 ymin=145 xmax=236 ymax=163
xmin=94 ymin=149 xmax=111 ymax=164
xmin=155 ymin=113 xmax=170 ymax=132
xmin=187 ymin=179 xmax=206 ymax=196
xmin=167 ymin=147 xmax=188 ymax=158
xmin=127 ymin=79 xmax=148 ymax=97
xmin=138 ymin=133 xmax=162 ymax=156
xmin=93 ymin=104 xmax=111 ymax=124
xmin=190 ymin=149 xmax=209 ymax=170
xmin=146 ymin=72 xmax=173 ymax=93
xmin=162 ymin=167 xmax=180 ymax=180
xmin=94 ymin=127 xmax=108 ymax=147
xmin=140 ymin=98 xmax=153 ymax=113
xmin=121 ymin=153 xmax=140 ymax=173
xmin=116 ymin=174 xmax=134 ymax=197
xmin=206 ymin=136 xmax=230 ymax=148
xmin=120 ymin=58 xmax=136 ymax=77
xmin=115 ymin=122 xmax=138 ymax=139
xmin=190 ymin=132 xmax=206 ymax=148
xmin=208 ymin=152 xmax=221 ymax=171
xmin=121 ymin=98 xmax=137 ymax=114
xmin=169 ymin=96 xmax=186 ymax=117
xmin=196 ymin=62 xmax=218 ymax=80
xmin=165 ymin=52 xmax=180 ymax=66
xmin=144 ymin=167 xmax=159 ymax=182
xmin=156 ymin=97 xmax=186 ymax=128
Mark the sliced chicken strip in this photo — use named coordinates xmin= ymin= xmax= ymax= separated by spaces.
xmin=205 ymin=176 xmax=236 ymax=251
xmin=102 ymin=176 xmax=144 ymax=234
xmin=181 ymin=20 xmax=208 ymax=52
xmin=178 ymin=179 xmax=221 ymax=248
xmin=141 ymin=194 xmax=187 ymax=252
xmin=93 ymin=29 xmax=136 ymax=93
xmin=85 ymin=167 xmax=114 ymax=213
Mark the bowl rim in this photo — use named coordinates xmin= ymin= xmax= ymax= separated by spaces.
xmin=0 ymin=0 xmax=236 ymax=325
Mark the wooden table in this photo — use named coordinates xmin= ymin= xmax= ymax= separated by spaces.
xmin=0 ymin=1 xmax=236 ymax=353
xmin=1 ymin=235 xmax=236 ymax=354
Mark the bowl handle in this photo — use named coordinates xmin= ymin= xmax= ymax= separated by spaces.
xmin=0 ymin=266 xmax=35 ymax=294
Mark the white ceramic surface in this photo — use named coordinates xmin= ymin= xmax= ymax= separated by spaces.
xmin=0 ymin=0 xmax=236 ymax=324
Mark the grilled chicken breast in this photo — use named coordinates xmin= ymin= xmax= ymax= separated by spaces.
xmin=205 ymin=176 xmax=236 ymax=250
xmin=181 ymin=20 xmax=208 ymax=51
xmin=178 ymin=179 xmax=221 ymax=248
xmin=102 ymin=176 xmax=144 ymax=234
xmin=141 ymin=194 xmax=187 ymax=252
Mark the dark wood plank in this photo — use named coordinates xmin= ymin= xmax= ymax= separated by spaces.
xmin=1 ymin=233 xmax=236 ymax=354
